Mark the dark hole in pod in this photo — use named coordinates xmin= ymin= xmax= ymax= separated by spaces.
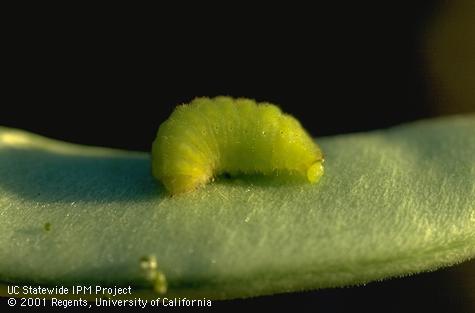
xmin=222 ymin=172 xmax=232 ymax=179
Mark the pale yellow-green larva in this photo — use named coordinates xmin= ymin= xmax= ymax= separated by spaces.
xmin=151 ymin=96 xmax=324 ymax=195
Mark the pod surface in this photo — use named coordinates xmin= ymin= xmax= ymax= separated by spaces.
xmin=0 ymin=115 xmax=474 ymax=299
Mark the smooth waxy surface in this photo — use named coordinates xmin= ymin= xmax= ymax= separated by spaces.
xmin=0 ymin=115 xmax=474 ymax=299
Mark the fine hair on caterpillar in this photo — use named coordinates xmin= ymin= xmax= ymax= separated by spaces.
xmin=152 ymin=96 xmax=324 ymax=195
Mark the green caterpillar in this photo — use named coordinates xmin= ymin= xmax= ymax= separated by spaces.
xmin=152 ymin=96 xmax=324 ymax=195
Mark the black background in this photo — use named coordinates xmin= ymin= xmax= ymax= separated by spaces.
xmin=1 ymin=2 xmax=474 ymax=312
xmin=2 ymin=3 xmax=439 ymax=151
